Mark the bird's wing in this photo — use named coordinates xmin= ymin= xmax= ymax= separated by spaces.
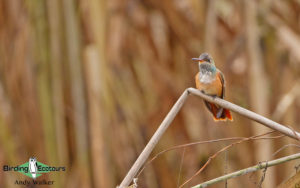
xmin=217 ymin=70 xmax=225 ymax=99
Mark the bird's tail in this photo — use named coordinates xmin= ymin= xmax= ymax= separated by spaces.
xmin=204 ymin=101 xmax=233 ymax=121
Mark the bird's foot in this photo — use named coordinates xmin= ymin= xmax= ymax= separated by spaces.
xmin=211 ymin=95 xmax=217 ymax=99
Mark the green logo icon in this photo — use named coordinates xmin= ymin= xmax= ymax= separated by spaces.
xmin=3 ymin=157 xmax=66 ymax=179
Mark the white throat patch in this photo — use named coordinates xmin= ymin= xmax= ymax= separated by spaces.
xmin=199 ymin=71 xmax=215 ymax=84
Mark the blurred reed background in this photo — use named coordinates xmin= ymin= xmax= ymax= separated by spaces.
xmin=0 ymin=0 xmax=300 ymax=187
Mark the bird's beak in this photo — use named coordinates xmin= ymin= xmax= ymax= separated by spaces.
xmin=191 ymin=58 xmax=204 ymax=63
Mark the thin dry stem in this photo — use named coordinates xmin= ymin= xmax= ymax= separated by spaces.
xmin=192 ymin=152 xmax=300 ymax=188
xmin=179 ymin=131 xmax=282 ymax=188
xmin=137 ymin=134 xmax=283 ymax=178
xmin=119 ymin=88 xmax=300 ymax=188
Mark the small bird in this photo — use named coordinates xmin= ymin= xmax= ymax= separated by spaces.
xmin=192 ymin=53 xmax=233 ymax=121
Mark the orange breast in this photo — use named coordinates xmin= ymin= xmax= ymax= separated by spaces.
xmin=195 ymin=72 xmax=223 ymax=97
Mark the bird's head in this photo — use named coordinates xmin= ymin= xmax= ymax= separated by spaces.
xmin=192 ymin=53 xmax=215 ymax=65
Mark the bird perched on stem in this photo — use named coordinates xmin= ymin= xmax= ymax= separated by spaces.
xmin=192 ymin=53 xmax=233 ymax=121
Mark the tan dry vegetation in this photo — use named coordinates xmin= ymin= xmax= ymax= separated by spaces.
xmin=0 ymin=0 xmax=300 ymax=187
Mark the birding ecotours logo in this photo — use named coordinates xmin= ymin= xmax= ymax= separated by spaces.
xmin=3 ymin=157 xmax=66 ymax=179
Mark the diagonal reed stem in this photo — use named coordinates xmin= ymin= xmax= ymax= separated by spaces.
xmin=191 ymin=152 xmax=300 ymax=188
xmin=118 ymin=88 xmax=300 ymax=188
